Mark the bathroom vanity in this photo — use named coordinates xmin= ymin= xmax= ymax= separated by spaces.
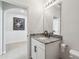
xmin=31 ymin=34 xmax=62 ymax=59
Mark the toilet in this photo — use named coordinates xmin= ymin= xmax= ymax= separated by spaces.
xmin=60 ymin=43 xmax=69 ymax=59
xmin=69 ymin=49 xmax=79 ymax=59
xmin=60 ymin=44 xmax=79 ymax=59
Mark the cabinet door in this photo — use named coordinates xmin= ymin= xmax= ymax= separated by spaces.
xmin=37 ymin=46 xmax=45 ymax=59
xmin=31 ymin=38 xmax=37 ymax=59
xmin=31 ymin=46 xmax=37 ymax=59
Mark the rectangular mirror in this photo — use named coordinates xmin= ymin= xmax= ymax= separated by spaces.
xmin=43 ymin=1 xmax=61 ymax=35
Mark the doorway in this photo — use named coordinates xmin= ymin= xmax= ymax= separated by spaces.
xmin=0 ymin=1 xmax=28 ymax=59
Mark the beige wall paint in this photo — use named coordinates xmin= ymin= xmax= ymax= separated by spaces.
xmin=61 ymin=0 xmax=79 ymax=50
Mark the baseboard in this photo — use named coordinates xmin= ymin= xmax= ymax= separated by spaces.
xmin=6 ymin=40 xmax=27 ymax=45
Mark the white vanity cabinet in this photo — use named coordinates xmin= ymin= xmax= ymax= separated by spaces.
xmin=31 ymin=38 xmax=61 ymax=59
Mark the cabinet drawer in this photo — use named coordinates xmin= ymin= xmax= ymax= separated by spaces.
xmin=31 ymin=38 xmax=45 ymax=50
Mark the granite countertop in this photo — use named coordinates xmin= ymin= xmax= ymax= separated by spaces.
xmin=31 ymin=34 xmax=62 ymax=44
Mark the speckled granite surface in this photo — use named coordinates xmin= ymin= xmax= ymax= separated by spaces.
xmin=30 ymin=34 xmax=62 ymax=44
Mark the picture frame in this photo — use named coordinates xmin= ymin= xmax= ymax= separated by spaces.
xmin=13 ymin=17 xmax=25 ymax=30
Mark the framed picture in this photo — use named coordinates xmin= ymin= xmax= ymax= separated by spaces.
xmin=13 ymin=17 xmax=25 ymax=30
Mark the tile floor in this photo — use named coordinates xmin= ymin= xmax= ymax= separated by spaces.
xmin=0 ymin=42 xmax=27 ymax=59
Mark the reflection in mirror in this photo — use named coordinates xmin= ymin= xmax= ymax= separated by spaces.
xmin=53 ymin=16 xmax=60 ymax=35
xmin=43 ymin=1 xmax=61 ymax=35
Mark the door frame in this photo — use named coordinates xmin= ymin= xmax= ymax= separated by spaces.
xmin=1 ymin=1 xmax=29 ymax=55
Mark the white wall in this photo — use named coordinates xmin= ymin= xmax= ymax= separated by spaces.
xmin=4 ymin=8 xmax=27 ymax=44
xmin=61 ymin=0 xmax=79 ymax=50
xmin=2 ymin=0 xmax=28 ymax=8
xmin=2 ymin=0 xmax=45 ymax=34
xmin=27 ymin=0 xmax=44 ymax=34
xmin=0 ymin=1 xmax=2 ymax=55
xmin=27 ymin=0 xmax=60 ymax=33
xmin=3 ymin=2 xmax=27 ymax=44
xmin=1 ymin=0 xmax=44 ymax=34
xmin=1 ymin=1 xmax=44 ymax=58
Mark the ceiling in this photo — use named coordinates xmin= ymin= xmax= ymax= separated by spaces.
xmin=2 ymin=0 xmax=50 ymax=8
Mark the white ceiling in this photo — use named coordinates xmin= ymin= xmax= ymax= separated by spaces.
xmin=2 ymin=0 xmax=50 ymax=8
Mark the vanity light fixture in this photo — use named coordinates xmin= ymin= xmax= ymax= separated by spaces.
xmin=44 ymin=0 xmax=62 ymax=9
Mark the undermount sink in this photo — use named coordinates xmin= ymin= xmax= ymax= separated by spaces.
xmin=36 ymin=36 xmax=60 ymax=44
xmin=31 ymin=34 xmax=62 ymax=44
xmin=38 ymin=37 xmax=49 ymax=40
